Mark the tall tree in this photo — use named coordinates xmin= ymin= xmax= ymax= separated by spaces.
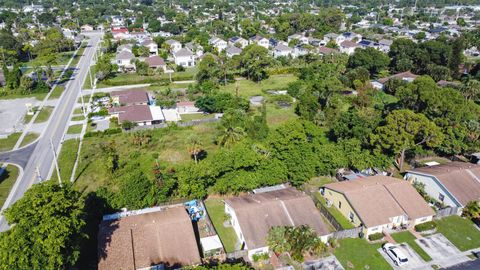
xmin=372 ymin=110 xmax=444 ymax=172
xmin=0 ymin=183 xmax=86 ymax=269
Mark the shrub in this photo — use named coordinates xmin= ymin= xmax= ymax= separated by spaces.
xmin=368 ymin=232 xmax=384 ymax=241
xmin=415 ymin=221 xmax=437 ymax=232
xmin=252 ymin=252 xmax=269 ymax=262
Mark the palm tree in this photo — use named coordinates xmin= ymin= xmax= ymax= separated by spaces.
xmin=218 ymin=126 xmax=246 ymax=148
xmin=461 ymin=79 xmax=480 ymax=101
xmin=187 ymin=135 xmax=203 ymax=164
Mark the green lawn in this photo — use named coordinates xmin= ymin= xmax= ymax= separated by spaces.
xmin=0 ymin=91 xmax=48 ymax=101
xmin=34 ymin=106 xmax=53 ymax=123
xmin=391 ymin=231 xmax=432 ymax=262
xmin=436 ymin=216 xmax=480 ymax=251
xmin=219 ymin=75 xmax=297 ymax=98
xmin=67 ymin=124 xmax=83 ymax=134
xmin=0 ymin=132 xmax=39 ymax=152
xmin=264 ymin=102 xmax=298 ymax=128
xmin=0 ymin=165 xmax=19 ymax=208
xmin=204 ymin=198 xmax=239 ymax=253
xmin=73 ymin=107 xmax=84 ymax=115
xmin=96 ymin=67 xmax=198 ymax=88
xmin=50 ymin=139 xmax=80 ymax=183
xmin=180 ymin=113 xmax=215 ymax=122
xmin=334 ymin=238 xmax=392 ymax=270
xmin=314 ymin=192 xmax=355 ymax=229
xmin=48 ymin=86 xmax=65 ymax=99
xmin=71 ymin=115 xmax=85 ymax=121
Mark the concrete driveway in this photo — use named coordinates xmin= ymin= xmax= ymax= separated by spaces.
xmin=415 ymin=234 xmax=469 ymax=268
xmin=303 ymin=255 xmax=345 ymax=270
xmin=378 ymin=243 xmax=430 ymax=270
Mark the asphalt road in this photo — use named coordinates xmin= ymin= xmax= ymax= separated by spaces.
xmin=0 ymin=32 xmax=102 ymax=231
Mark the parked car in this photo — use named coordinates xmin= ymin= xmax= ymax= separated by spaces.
xmin=383 ymin=243 xmax=409 ymax=266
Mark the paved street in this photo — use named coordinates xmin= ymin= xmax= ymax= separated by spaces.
xmin=0 ymin=32 xmax=102 ymax=231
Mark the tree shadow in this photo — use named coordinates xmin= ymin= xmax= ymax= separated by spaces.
xmin=76 ymin=192 xmax=116 ymax=269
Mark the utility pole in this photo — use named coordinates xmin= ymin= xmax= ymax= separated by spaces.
xmin=50 ymin=138 xmax=62 ymax=187
xmin=80 ymin=92 xmax=87 ymax=117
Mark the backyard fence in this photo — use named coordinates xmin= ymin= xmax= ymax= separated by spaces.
xmin=226 ymin=250 xmax=248 ymax=260
xmin=434 ymin=206 xmax=461 ymax=219
xmin=129 ymin=117 xmax=221 ymax=132
xmin=329 ymin=226 xmax=363 ymax=240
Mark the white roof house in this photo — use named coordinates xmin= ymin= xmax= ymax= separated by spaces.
xmin=273 ymin=44 xmax=293 ymax=58
xmin=209 ymin=37 xmax=228 ymax=52
xmin=165 ymin=39 xmax=182 ymax=53
xmin=225 ymin=46 xmax=242 ymax=58
xmin=174 ymin=48 xmax=195 ymax=67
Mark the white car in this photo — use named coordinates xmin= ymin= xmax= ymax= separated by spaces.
xmin=383 ymin=243 xmax=409 ymax=266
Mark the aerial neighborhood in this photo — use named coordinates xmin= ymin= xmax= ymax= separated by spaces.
xmin=1 ymin=0 xmax=480 ymax=270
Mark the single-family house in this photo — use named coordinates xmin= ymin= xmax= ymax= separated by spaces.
xmin=405 ymin=162 xmax=480 ymax=210
xmin=117 ymin=44 xmax=133 ymax=53
xmin=287 ymin=33 xmax=309 ymax=45
xmin=293 ymin=45 xmax=310 ymax=58
xmin=174 ymin=48 xmax=195 ymax=67
xmin=228 ymin=36 xmax=249 ymax=48
xmin=339 ymin=40 xmax=359 ymax=55
xmin=224 ymin=186 xmax=331 ymax=260
xmin=109 ymin=104 xmax=165 ymax=126
xmin=165 ymin=39 xmax=182 ymax=53
xmin=111 ymin=15 xmax=124 ymax=26
xmin=185 ymin=42 xmax=204 ymax=58
xmin=371 ymin=71 xmax=418 ymax=90
xmin=249 ymin=35 xmax=269 ymax=49
xmin=225 ymin=46 xmax=242 ymax=58
xmin=115 ymin=50 xmax=135 ymax=71
xmin=209 ymin=37 xmax=228 ymax=52
xmin=80 ymin=24 xmax=94 ymax=32
xmin=321 ymin=175 xmax=435 ymax=236
xmin=358 ymin=39 xmax=379 ymax=49
xmin=378 ymin=39 xmax=393 ymax=53
xmin=97 ymin=206 xmax=201 ymax=270
xmin=141 ymin=39 xmax=158 ymax=55
xmin=273 ymin=43 xmax=293 ymax=58
xmin=342 ymin=32 xmax=362 ymax=42
xmin=145 ymin=55 xmax=166 ymax=71
xmin=176 ymin=101 xmax=200 ymax=114
xmin=323 ymin=33 xmax=345 ymax=45
xmin=318 ymin=46 xmax=338 ymax=56
xmin=111 ymin=90 xmax=150 ymax=106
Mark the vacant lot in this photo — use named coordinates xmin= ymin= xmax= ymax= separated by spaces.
xmin=67 ymin=124 xmax=83 ymax=134
xmin=34 ymin=106 xmax=54 ymax=123
xmin=334 ymin=238 xmax=392 ymax=270
xmin=219 ymin=74 xmax=297 ymax=98
xmin=51 ymin=139 xmax=80 ymax=183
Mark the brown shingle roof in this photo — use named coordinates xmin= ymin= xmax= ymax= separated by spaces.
xmin=408 ymin=162 xmax=480 ymax=206
xmin=98 ymin=206 xmax=201 ymax=270
xmin=225 ymin=187 xmax=331 ymax=250
xmin=112 ymin=90 xmax=149 ymax=105
xmin=340 ymin=40 xmax=358 ymax=48
xmin=109 ymin=105 xmax=153 ymax=123
xmin=145 ymin=56 xmax=165 ymax=68
xmin=324 ymin=175 xmax=434 ymax=227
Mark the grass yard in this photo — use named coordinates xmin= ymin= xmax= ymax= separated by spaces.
xmin=67 ymin=124 xmax=83 ymax=134
xmin=204 ymin=198 xmax=239 ymax=253
xmin=50 ymin=139 xmax=80 ymax=183
xmin=34 ymin=106 xmax=53 ymax=123
xmin=334 ymin=238 xmax=392 ymax=270
xmin=71 ymin=115 xmax=85 ymax=121
xmin=391 ymin=231 xmax=432 ymax=261
xmin=436 ymin=216 xmax=480 ymax=251
xmin=0 ymin=165 xmax=19 ymax=208
xmin=264 ymin=103 xmax=298 ymax=128
xmin=0 ymin=91 xmax=48 ymax=101
xmin=48 ymin=86 xmax=65 ymax=99
xmin=0 ymin=132 xmax=39 ymax=152
xmin=314 ymin=192 xmax=355 ymax=229
xmin=180 ymin=113 xmax=215 ymax=122
xmin=73 ymin=107 xmax=85 ymax=115
xmin=219 ymin=74 xmax=297 ymax=98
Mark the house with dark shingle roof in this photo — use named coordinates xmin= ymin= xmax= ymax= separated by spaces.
xmin=224 ymin=187 xmax=331 ymax=260
xmin=321 ymin=175 xmax=434 ymax=236
xmin=405 ymin=162 xmax=480 ymax=209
